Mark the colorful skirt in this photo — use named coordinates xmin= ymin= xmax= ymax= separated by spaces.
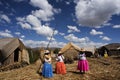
xmin=42 ymin=62 xmax=53 ymax=78
xmin=77 ymin=60 xmax=89 ymax=72
xmin=55 ymin=62 xmax=66 ymax=74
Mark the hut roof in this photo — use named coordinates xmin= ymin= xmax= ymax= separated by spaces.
xmin=0 ymin=38 xmax=26 ymax=61
xmin=101 ymin=43 xmax=120 ymax=50
xmin=84 ymin=47 xmax=94 ymax=53
xmin=0 ymin=38 xmax=13 ymax=49
xmin=60 ymin=42 xmax=81 ymax=53
xmin=117 ymin=47 xmax=120 ymax=50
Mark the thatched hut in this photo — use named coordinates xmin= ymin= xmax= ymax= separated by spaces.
xmin=0 ymin=38 xmax=29 ymax=65
xmin=98 ymin=43 xmax=120 ymax=56
xmin=60 ymin=42 xmax=81 ymax=64
xmin=97 ymin=46 xmax=109 ymax=56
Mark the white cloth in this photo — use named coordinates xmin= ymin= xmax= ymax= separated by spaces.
xmin=56 ymin=55 xmax=64 ymax=62
xmin=78 ymin=53 xmax=86 ymax=60
xmin=45 ymin=57 xmax=51 ymax=64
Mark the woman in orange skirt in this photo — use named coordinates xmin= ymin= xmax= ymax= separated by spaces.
xmin=55 ymin=51 xmax=66 ymax=74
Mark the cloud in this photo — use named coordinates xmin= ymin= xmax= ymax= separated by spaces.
xmin=22 ymin=39 xmax=66 ymax=48
xmin=16 ymin=17 xmax=25 ymax=22
xmin=15 ymin=32 xmax=21 ymax=35
xmin=65 ymin=1 xmax=70 ymax=5
xmin=113 ymin=25 xmax=120 ymax=28
xmin=75 ymin=0 xmax=120 ymax=27
xmin=5 ymin=29 xmax=11 ymax=33
xmin=22 ymin=36 xmax=106 ymax=49
xmin=0 ymin=30 xmax=13 ymax=38
xmin=0 ymin=14 xmax=11 ymax=23
xmin=67 ymin=25 xmax=80 ymax=33
xmin=30 ymin=0 xmax=52 ymax=10
xmin=74 ymin=0 xmax=79 ymax=3
xmin=53 ymin=8 xmax=61 ymax=14
xmin=26 ymin=15 xmax=41 ymax=27
xmin=33 ymin=25 xmax=58 ymax=37
xmin=23 ymin=39 xmax=46 ymax=47
xmin=75 ymin=41 xmax=106 ymax=51
xmin=17 ymin=15 xmax=57 ymax=37
xmin=47 ymin=37 xmax=55 ymax=41
xmin=64 ymin=34 xmax=89 ymax=43
xmin=90 ymin=29 xmax=103 ymax=35
xmin=30 ymin=0 xmax=54 ymax=21
xmin=32 ymin=9 xmax=54 ymax=21
xmin=59 ymin=32 xmax=65 ymax=36
xmin=64 ymin=33 xmax=105 ymax=51
xmin=21 ymin=35 xmax=25 ymax=38
xmin=23 ymin=38 xmax=105 ymax=49
xmin=17 ymin=0 xmax=59 ymax=38
xmin=21 ymin=33 xmax=105 ymax=49
xmin=100 ymin=36 xmax=111 ymax=41
xmin=103 ymin=23 xmax=112 ymax=26
xmin=0 ymin=1 xmax=3 ymax=5
xmin=14 ymin=32 xmax=25 ymax=38
xmin=17 ymin=22 xmax=32 ymax=29
xmin=16 ymin=17 xmax=31 ymax=29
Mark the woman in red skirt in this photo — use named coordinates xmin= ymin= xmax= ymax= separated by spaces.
xmin=55 ymin=51 xmax=66 ymax=74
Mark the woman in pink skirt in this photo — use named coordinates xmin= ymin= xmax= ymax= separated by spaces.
xmin=77 ymin=49 xmax=89 ymax=74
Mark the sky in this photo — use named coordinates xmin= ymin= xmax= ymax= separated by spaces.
xmin=0 ymin=0 xmax=120 ymax=49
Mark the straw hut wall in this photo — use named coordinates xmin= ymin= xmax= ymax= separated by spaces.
xmin=0 ymin=38 xmax=29 ymax=66
xmin=60 ymin=42 xmax=81 ymax=64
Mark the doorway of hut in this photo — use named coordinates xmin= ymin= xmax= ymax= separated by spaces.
xmin=14 ymin=48 xmax=20 ymax=62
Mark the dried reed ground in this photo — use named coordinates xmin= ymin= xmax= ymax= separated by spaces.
xmin=0 ymin=56 xmax=120 ymax=80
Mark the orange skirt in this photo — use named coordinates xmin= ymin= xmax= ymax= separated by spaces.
xmin=55 ymin=62 xmax=66 ymax=74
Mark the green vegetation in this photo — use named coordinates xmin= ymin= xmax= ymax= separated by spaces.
xmin=27 ymin=48 xmax=40 ymax=63
xmin=53 ymin=48 xmax=60 ymax=54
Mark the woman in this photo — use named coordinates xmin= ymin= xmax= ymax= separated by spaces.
xmin=55 ymin=51 xmax=66 ymax=74
xmin=77 ymin=49 xmax=89 ymax=74
xmin=42 ymin=50 xmax=53 ymax=78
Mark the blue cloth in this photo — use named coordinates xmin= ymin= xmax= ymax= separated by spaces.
xmin=42 ymin=62 xmax=53 ymax=78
